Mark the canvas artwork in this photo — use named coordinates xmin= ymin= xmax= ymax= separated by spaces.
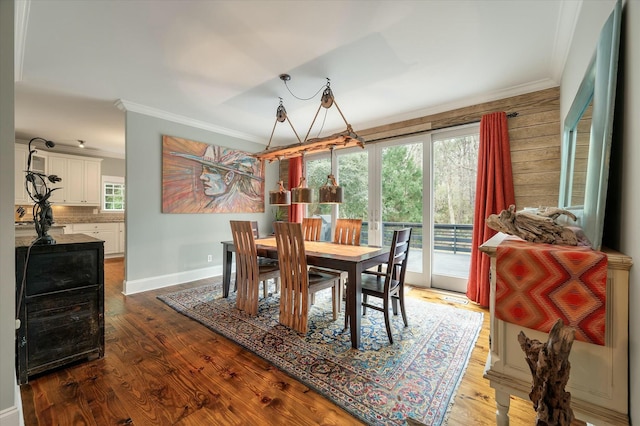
xmin=162 ymin=135 xmax=265 ymax=213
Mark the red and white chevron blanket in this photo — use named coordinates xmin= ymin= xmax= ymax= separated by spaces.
xmin=495 ymin=238 xmax=608 ymax=345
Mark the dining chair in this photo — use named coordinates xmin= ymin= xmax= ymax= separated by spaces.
xmin=345 ymin=227 xmax=412 ymax=344
xmin=302 ymin=217 xmax=323 ymax=241
xmin=250 ymin=220 xmax=279 ymax=267
xmin=230 ymin=221 xmax=281 ymax=316
xmin=273 ymin=221 xmax=341 ymax=333
xmin=310 ymin=218 xmax=363 ymax=302
xmin=250 ymin=221 xmax=260 ymax=238
xmin=334 ymin=218 xmax=362 ymax=245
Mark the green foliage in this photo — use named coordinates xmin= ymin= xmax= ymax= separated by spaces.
xmin=301 ymin=134 xmax=477 ymax=227
xmin=272 ymin=207 xmax=285 ymax=221
xmin=432 ymin=135 xmax=478 ymax=224
xmin=381 ymin=144 xmax=423 ymax=223
xmin=338 ymin=152 xmax=368 ymax=219
xmin=306 ymin=158 xmax=332 ymax=216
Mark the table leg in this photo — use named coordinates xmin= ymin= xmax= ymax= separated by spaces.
xmin=222 ymin=245 xmax=232 ymax=298
xmin=347 ymin=264 xmax=362 ymax=349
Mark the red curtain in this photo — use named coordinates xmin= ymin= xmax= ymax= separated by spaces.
xmin=466 ymin=112 xmax=515 ymax=307
xmin=288 ymin=157 xmax=303 ymax=223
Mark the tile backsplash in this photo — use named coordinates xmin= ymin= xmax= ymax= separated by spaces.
xmin=15 ymin=205 xmax=124 ymax=224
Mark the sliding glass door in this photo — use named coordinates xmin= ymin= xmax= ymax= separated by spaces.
xmin=430 ymin=126 xmax=479 ymax=292
xmin=304 ymin=125 xmax=477 ymax=291
xmin=340 ymin=136 xmax=427 ymax=284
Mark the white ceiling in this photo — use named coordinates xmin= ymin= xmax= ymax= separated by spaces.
xmin=14 ymin=0 xmax=581 ymax=158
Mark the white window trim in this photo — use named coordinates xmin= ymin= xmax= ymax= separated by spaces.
xmin=101 ymin=175 xmax=125 ymax=213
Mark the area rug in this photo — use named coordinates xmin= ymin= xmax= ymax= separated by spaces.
xmin=158 ymin=279 xmax=483 ymax=425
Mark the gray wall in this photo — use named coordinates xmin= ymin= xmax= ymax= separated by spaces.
xmin=124 ymin=111 xmax=276 ymax=285
xmin=561 ymin=0 xmax=639 ymax=421
xmin=101 ymin=156 xmax=125 ymax=178
xmin=0 ymin=1 xmax=19 ymax=424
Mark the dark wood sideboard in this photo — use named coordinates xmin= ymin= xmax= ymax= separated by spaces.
xmin=15 ymin=234 xmax=105 ymax=384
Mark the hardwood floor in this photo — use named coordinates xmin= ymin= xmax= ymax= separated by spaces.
xmin=19 ymin=258 xmax=547 ymax=425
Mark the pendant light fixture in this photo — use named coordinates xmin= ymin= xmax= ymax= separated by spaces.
xmin=291 ymin=152 xmax=313 ymax=204
xmin=261 ymin=75 xmax=362 ymax=206
xmin=269 ymin=157 xmax=291 ymax=205
xmin=257 ymin=75 xmax=364 ymax=162
xmin=319 ymin=147 xmax=343 ymax=204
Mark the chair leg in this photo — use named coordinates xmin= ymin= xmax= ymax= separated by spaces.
xmin=262 ymin=280 xmax=268 ymax=298
xmin=362 ymin=294 xmax=368 ymax=315
xmin=383 ymin=297 xmax=394 ymax=344
xmin=398 ymin=293 xmax=408 ymax=327
xmin=331 ymin=286 xmax=338 ymax=321
xmin=391 ymin=296 xmax=399 ymax=315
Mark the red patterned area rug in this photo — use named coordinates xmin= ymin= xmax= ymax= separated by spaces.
xmin=158 ymin=280 xmax=482 ymax=425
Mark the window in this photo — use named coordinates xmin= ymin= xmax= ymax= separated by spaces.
xmin=102 ymin=176 xmax=125 ymax=212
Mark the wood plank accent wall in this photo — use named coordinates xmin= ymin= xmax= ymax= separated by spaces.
xmin=281 ymin=87 xmax=561 ymax=212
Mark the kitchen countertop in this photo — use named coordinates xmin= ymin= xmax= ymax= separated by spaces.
xmin=15 ymin=222 xmax=65 ymax=228
xmin=15 ymin=215 xmax=124 ymax=225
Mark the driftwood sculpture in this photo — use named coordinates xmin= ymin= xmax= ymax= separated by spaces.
xmin=518 ymin=319 xmax=576 ymax=426
xmin=486 ymin=205 xmax=585 ymax=246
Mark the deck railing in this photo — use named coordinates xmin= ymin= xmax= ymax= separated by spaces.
xmin=359 ymin=222 xmax=472 ymax=254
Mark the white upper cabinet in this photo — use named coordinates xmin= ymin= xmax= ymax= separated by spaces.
xmin=36 ymin=151 xmax=102 ymax=206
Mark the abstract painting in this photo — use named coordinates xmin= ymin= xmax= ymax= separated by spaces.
xmin=162 ymin=135 xmax=264 ymax=213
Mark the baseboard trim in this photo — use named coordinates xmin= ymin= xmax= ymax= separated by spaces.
xmin=123 ymin=265 xmax=223 ymax=295
xmin=0 ymin=381 xmax=22 ymax=426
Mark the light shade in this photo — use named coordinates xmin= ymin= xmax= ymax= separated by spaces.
xmin=291 ymin=176 xmax=313 ymax=204
xmin=269 ymin=180 xmax=291 ymax=205
xmin=291 ymin=187 xmax=313 ymax=204
xmin=319 ymin=174 xmax=343 ymax=204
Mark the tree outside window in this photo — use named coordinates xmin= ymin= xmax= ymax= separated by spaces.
xmin=102 ymin=176 xmax=125 ymax=212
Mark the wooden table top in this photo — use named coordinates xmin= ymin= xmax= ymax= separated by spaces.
xmin=255 ymin=237 xmax=382 ymax=258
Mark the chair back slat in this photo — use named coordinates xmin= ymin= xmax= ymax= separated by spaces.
xmin=302 ymin=217 xmax=323 ymax=241
xmin=274 ymin=222 xmax=310 ymax=332
xmin=334 ymin=219 xmax=362 ymax=245
xmin=250 ymin=221 xmax=260 ymax=239
xmin=230 ymin=221 xmax=261 ymax=316
xmin=385 ymin=228 xmax=412 ymax=295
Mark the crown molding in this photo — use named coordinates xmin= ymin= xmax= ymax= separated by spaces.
xmin=14 ymin=0 xmax=31 ymax=82
xmin=114 ymin=99 xmax=264 ymax=144
xmin=360 ymin=78 xmax=559 ymax=131
xmin=551 ymin=0 xmax=583 ymax=81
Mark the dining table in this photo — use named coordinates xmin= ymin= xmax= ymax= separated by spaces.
xmin=221 ymin=237 xmax=391 ymax=349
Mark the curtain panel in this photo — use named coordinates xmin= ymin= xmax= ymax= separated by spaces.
xmin=466 ymin=112 xmax=515 ymax=307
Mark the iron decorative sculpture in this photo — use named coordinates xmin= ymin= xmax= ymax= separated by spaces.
xmin=20 ymin=137 xmax=61 ymax=245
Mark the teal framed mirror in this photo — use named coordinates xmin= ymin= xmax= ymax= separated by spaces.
xmin=559 ymin=0 xmax=621 ymax=251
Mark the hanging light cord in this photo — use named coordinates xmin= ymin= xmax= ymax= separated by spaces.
xmin=282 ymin=76 xmax=333 ymax=139
xmin=284 ymin=77 xmax=330 ymax=101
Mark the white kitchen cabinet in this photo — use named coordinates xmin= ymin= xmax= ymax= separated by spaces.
xmin=47 ymin=153 xmax=102 ymax=206
xmin=68 ymin=223 xmax=119 ymax=255
xmin=47 ymin=155 xmax=66 ymax=204
xmin=15 ymin=144 xmax=47 ymax=205
xmin=118 ymin=222 xmax=125 ymax=253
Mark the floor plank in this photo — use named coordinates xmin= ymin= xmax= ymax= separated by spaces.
xmin=19 ymin=258 xmax=563 ymax=425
